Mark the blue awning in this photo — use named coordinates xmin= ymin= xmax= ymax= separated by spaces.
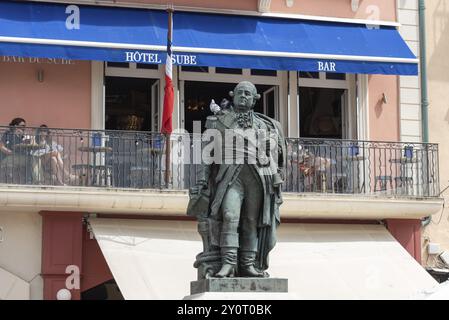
xmin=0 ymin=1 xmax=418 ymax=75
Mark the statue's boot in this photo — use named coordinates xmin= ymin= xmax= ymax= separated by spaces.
xmin=215 ymin=223 xmax=239 ymax=278
xmin=215 ymin=263 xmax=235 ymax=278
xmin=239 ymin=251 xmax=266 ymax=277
xmin=215 ymin=248 xmax=237 ymax=278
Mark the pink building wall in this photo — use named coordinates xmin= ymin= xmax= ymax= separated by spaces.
xmin=82 ymin=225 xmax=114 ymax=293
xmin=40 ymin=211 xmax=84 ymax=300
xmin=270 ymin=0 xmax=396 ymax=21
xmin=0 ymin=58 xmax=91 ymax=129
xmin=121 ymin=0 xmax=396 ymax=21
xmin=115 ymin=0 xmax=258 ymax=11
xmin=386 ymin=219 xmax=422 ymax=263
xmin=368 ymin=75 xmax=400 ymax=141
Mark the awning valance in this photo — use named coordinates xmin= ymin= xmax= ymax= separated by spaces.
xmin=0 ymin=1 xmax=418 ymax=75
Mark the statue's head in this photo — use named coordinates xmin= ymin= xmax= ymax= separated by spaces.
xmin=229 ymin=81 xmax=260 ymax=113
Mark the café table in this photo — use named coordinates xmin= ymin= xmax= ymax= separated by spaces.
xmin=76 ymin=146 xmax=113 ymax=186
xmin=389 ymin=157 xmax=417 ymax=195
xmin=129 ymin=147 xmax=163 ymax=188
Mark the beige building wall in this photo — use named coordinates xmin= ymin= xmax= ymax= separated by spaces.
xmin=422 ymin=0 xmax=449 ymax=268
xmin=398 ymin=0 xmax=422 ymax=143
xmin=0 ymin=212 xmax=43 ymax=299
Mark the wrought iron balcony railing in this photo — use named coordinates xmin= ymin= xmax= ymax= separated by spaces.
xmin=0 ymin=126 xmax=440 ymax=197
xmin=285 ymin=138 xmax=439 ymax=197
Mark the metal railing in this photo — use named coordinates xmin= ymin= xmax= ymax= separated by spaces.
xmin=0 ymin=126 xmax=440 ymax=197
xmin=285 ymin=138 xmax=439 ymax=197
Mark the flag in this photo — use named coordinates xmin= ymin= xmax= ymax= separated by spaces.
xmin=161 ymin=9 xmax=174 ymax=134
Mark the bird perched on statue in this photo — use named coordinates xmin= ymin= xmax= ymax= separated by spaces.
xmin=209 ymin=99 xmax=222 ymax=115
xmin=210 ymin=98 xmax=232 ymax=115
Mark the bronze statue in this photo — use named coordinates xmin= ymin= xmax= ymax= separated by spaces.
xmin=187 ymin=81 xmax=286 ymax=279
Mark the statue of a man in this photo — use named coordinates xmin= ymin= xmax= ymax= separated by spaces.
xmin=187 ymin=81 xmax=286 ymax=279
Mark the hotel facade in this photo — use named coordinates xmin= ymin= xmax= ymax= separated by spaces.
xmin=0 ymin=0 xmax=443 ymax=300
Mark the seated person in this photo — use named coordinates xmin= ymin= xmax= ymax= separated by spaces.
xmin=33 ymin=125 xmax=76 ymax=185
xmin=0 ymin=118 xmax=30 ymax=183
xmin=300 ymin=153 xmax=334 ymax=176
xmin=0 ymin=117 xmax=27 ymax=156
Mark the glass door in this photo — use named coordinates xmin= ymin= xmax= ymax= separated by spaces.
xmin=341 ymin=90 xmax=348 ymax=139
xmin=262 ymin=86 xmax=279 ymax=120
xmin=298 ymin=87 xmax=346 ymax=139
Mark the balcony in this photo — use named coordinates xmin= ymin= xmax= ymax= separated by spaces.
xmin=0 ymin=126 xmax=442 ymax=219
xmin=285 ymin=138 xmax=439 ymax=197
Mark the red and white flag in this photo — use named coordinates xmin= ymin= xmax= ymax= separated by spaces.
xmin=161 ymin=9 xmax=174 ymax=134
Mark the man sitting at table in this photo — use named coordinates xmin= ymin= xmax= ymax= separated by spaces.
xmin=0 ymin=117 xmax=31 ymax=183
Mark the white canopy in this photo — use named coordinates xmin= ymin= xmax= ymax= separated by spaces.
xmin=413 ymin=280 xmax=449 ymax=300
xmin=0 ymin=267 xmax=30 ymax=300
xmin=88 ymin=218 xmax=437 ymax=300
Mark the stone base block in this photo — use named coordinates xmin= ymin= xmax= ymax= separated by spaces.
xmin=190 ymin=278 xmax=288 ymax=295
xmin=184 ymin=292 xmax=299 ymax=300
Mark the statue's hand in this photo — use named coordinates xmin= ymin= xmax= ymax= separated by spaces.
xmin=190 ymin=180 xmax=208 ymax=195
xmin=278 ymin=168 xmax=285 ymax=182
xmin=197 ymin=179 xmax=208 ymax=189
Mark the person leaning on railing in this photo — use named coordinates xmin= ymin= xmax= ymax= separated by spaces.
xmin=0 ymin=118 xmax=30 ymax=183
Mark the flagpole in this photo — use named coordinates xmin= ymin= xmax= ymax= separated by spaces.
xmin=164 ymin=7 xmax=173 ymax=187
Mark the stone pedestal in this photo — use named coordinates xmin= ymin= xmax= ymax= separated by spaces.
xmin=184 ymin=278 xmax=297 ymax=300
xmin=191 ymin=278 xmax=288 ymax=294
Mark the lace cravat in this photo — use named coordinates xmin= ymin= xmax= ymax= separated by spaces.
xmin=236 ymin=111 xmax=253 ymax=128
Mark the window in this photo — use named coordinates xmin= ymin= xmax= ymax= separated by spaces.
xmin=107 ymin=62 xmax=129 ymax=68
xmin=299 ymin=87 xmax=345 ymax=139
xmin=251 ymin=69 xmax=277 ymax=77
xmin=326 ymin=73 xmax=346 ymax=80
xmin=181 ymin=66 xmax=209 ymax=73
xmin=298 ymin=72 xmax=355 ymax=140
xmin=215 ymin=67 xmax=243 ymax=75
xmin=299 ymin=71 xmax=319 ymax=79
xmin=136 ymin=63 xmax=159 ymax=70
xmin=105 ymin=77 xmax=155 ymax=131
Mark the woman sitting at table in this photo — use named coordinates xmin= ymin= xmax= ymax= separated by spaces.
xmin=33 ymin=125 xmax=76 ymax=185
xmin=298 ymin=152 xmax=335 ymax=192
